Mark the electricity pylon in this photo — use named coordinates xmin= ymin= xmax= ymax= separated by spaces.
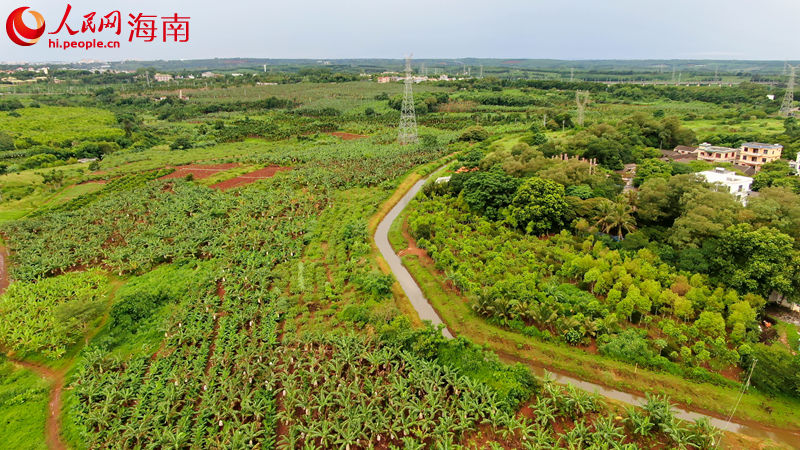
xmin=780 ymin=64 xmax=796 ymax=117
xmin=398 ymin=55 xmax=419 ymax=145
xmin=576 ymin=90 xmax=590 ymax=127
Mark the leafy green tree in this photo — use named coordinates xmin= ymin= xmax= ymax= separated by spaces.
xmin=727 ymin=301 xmax=756 ymax=329
xmin=694 ymin=311 xmax=726 ymax=339
xmin=0 ymin=132 xmax=14 ymax=151
xmin=712 ymin=224 xmax=799 ymax=298
xmin=40 ymin=170 xmax=65 ymax=187
xmin=747 ymin=344 xmax=800 ymax=397
xmin=636 ymin=174 xmax=706 ymax=226
xmin=458 ymin=126 xmax=489 ymax=142
xmin=506 ymin=177 xmax=568 ymax=235
xmin=170 ymin=136 xmax=193 ymax=150
xmin=669 ymin=190 xmax=742 ymax=249
xmin=746 ymin=187 xmax=800 ymax=241
xmin=673 ymin=296 xmax=694 ymax=320
xmin=565 ymin=184 xmax=594 ymax=199
xmin=460 ymin=170 xmax=521 ymax=220
xmin=22 ymin=153 xmax=58 ymax=170
xmin=751 ymin=161 xmax=794 ymax=191
xmin=633 ymin=159 xmax=672 ymax=187
xmin=115 ymin=112 xmax=141 ymax=138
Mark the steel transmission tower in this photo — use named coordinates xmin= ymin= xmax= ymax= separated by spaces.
xmin=780 ymin=65 xmax=796 ymax=117
xmin=398 ymin=55 xmax=419 ymax=145
xmin=575 ymin=90 xmax=590 ymax=127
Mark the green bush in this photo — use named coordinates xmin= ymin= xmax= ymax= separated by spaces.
xmin=458 ymin=126 xmax=489 ymax=142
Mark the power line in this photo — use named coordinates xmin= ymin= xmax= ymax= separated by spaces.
xmin=780 ymin=65 xmax=796 ymax=116
xmin=398 ymin=54 xmax=418 ymax=145
xmin=714 ymin=358 xmax=757 ymax=450
xmin=576 ymin=90 xmax=590 ymax=127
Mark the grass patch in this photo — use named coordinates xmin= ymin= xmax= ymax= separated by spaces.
xmin=0 ymin=358 xmax=49 ymax=450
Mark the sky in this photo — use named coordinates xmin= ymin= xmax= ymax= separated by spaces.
xmin=2 ymin=0 xmax=800 ymax=62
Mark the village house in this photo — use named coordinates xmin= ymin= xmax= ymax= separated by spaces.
xmin=695 ymin=142 xmax=739 ymax=163
xmin=154 ymin=73 xmax=173 ymax=82
xmin=699 ymin=167 xmax=753 ymax=203
xmin=738 ymin=142 xmax=783 ymax=171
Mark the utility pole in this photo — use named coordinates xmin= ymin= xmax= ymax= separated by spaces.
xmin=780 ymin=65 xmax=796 ymax=116
xmin=398 ymin=54 xmax=419 ymax=145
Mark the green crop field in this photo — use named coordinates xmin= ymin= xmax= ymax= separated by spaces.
xmin=0 ymin=62 xmax=798 ymax=449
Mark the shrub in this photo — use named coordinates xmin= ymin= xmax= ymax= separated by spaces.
xmin=458 ymin=126 xmax=489 ymax=142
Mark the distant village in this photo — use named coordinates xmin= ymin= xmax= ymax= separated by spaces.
xmin=655 ymin=141 xmax=799 ymax=203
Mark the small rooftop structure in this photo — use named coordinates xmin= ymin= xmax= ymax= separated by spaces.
xmin=699 ymin=167 xmax=752 ymax=203
xmin=435 ymin=176 xmax=452 ymax=184
xmin=741 ymin=142 xmax=783 ymax=150
xmin=673 ymin=145 xmax=698 ymax=154
xmin=660 ymin=149 xmax=698 ymax=163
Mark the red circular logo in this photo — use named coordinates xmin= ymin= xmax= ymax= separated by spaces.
xmin=6 ymin=7 xmax=45 ymax=46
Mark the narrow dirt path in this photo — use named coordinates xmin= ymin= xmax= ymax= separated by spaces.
xmin=2 ymin=242 xmax=64 ymax=449
xmin=9 ymin=359 xmax=66 ymax=450
xmin=3 ymin=274 xmax=124 ymax=450
xmin=0 ymin=245 xmax=9 ymax=295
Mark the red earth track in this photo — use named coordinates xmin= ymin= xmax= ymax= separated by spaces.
xmin=160 ymin=163 xmax=240 ymax=180
xmin=0 ymin=246 xmax=9 ymax=296
xmin=328 ymin=132 xmax=368 ymax=140
xmin=210 ymin=166 xmax=291 ymax=191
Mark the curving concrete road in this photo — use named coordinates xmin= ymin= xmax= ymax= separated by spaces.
xmin=375 ymin=168 xmax=453 ymax=338
xmin=374 ymin=166 xmax=800 ymax=447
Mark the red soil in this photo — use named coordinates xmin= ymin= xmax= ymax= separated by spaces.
xmin=329 ymin=131 xmax=368 ymax=140
xmin=159 ymin=163 xmax=240 ymax=180
xmin=210 ymin=166 xmax=291 ymax=191
xmin=0 ymin=246 xmax=8 ymax=296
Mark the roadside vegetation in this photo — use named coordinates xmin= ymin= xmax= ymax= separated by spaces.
xmin=0 ymin=62 xmax=798 ymax=448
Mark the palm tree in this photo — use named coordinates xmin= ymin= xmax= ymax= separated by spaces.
xmin=593 ymin=199 xmax=637 ymax=239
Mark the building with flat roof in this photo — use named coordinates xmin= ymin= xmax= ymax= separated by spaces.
xmin=738 ymin=142 xmax=783 ymax=171
xmin=699 ymin=167 xmax=752 ymax=203
xmin=696 ymin=143 xmax=739 ymax=163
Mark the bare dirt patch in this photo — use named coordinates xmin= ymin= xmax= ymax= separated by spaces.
xmin=328 ymin=131 xmax=368 ymax=140
xmin=0 ymin=246 xmax=9 ymax=296
xmin=160 ymin=163 xmax=240 ymax=181
xmin=78 ymin=179 xmax=108 ymax=185
xmin=210 ymin=166 xmax=291 ymax=191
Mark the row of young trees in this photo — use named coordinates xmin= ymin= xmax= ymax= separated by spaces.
xmin=407 ymin=146 xmax=800 ymax=396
